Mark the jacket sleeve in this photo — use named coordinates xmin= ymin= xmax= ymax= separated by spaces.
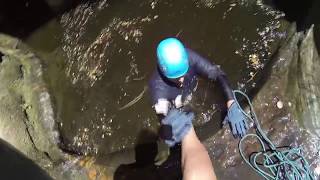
xmin=187 ymin=49 xmax=234 ymax=100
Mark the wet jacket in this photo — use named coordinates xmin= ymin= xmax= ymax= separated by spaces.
xmin=149 ymin=48 xmax=234 ymax=107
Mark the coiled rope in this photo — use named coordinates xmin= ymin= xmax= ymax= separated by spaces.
xmin=233 ymin=90 xmax=315 ymax=180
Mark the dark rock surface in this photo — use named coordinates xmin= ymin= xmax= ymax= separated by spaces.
xmin=204 ymin=23 xmax=320 ymax=179
xmin=0 ymin=33 xmax=67 ymax=177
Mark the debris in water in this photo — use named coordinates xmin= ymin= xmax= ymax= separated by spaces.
xmin=246 ymin=71 xmax=257 ymax=83
xmin=151 ymin=1 xmax=157 ymax=9
xmin=118 ymin=86 xmax=148 ymax=110
xmin=248 ymin=53 xmax=262 ymax=69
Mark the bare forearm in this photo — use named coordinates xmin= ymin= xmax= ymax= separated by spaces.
xmin=227 ymin=99 xmax=234 ymax=108
xmin=182 ymin=127 xmax=217 ymax=180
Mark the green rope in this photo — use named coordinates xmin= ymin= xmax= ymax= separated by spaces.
xmin=233 ymin=90 xmax=315 ymax=180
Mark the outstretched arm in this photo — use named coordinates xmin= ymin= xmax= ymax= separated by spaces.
xmin=182 ymin=127 xmax=217 ymax=180
xmin=187 ymin=49 xmax=248 ymax=137
xmin=159 ymin=109 xmax=217 ymax=179
xmin=187 ymin=49 xmax=234 ymax=102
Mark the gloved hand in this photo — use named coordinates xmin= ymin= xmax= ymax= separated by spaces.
xmin=224 ymin=101 xmax=249 ymax=138
xmin=159 ymin=109 xmax=194 ymax=147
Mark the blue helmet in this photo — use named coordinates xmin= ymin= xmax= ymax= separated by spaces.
xmin=156 ymin=38 xmax=189 ymax=79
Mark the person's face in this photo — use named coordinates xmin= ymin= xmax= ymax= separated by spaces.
xmin=169 ymin=76 xmax=185 ymax=88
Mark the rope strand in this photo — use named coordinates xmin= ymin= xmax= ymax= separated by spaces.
xmin=233 ymin=90 xmax=315 ymax=180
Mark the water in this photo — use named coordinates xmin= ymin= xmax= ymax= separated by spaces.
xmin=26 ymin=0 xmax=286 ymax=166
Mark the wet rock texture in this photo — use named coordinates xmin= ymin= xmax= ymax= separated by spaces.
xmin=204 ymin=23 xmax=320 ymax=179
xmin=0 ymin=34 xmax=116 ymax=180
xmin=0 ymin=34 xmax=66 ymax=177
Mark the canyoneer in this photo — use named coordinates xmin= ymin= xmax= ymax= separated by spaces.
xmin=148 ymin=37 xmax=250 ymax=179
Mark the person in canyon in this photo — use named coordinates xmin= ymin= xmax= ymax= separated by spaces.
xmin=148 ymin=37 xmax=249 ymax=179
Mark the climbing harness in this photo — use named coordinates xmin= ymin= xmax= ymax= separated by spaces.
xmin=234 ymin=90 xmax=315 ymax=180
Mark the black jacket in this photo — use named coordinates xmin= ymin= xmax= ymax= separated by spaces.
xmin=149 ymin=48 xmax=234 ymax=105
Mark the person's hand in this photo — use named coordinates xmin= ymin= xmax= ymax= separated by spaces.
xmin=224 ymin=101 xmax=248 ymax=138
xmin=160 ymin=109 xmax=194 ymax=147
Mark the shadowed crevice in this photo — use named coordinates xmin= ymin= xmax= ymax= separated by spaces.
xmin=0 ymin=138 xmax=53 ymax=180
xmin=0 ymin=52 xmax=3 ymax=63
xmin=263 ymin=0 xmax=314 ymax=31
xmin=0 ymin=0 xmax=99 ymax=39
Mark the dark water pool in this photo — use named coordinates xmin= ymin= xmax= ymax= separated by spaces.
xmin=26 ymin=0 xmax=287 ymax=159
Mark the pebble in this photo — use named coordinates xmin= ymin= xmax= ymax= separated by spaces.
xmin=276 ymin=100 xmax=283 ymax=109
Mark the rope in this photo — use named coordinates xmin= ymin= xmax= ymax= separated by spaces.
xmin=233 ymin=90 xmax=315 ymax=180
